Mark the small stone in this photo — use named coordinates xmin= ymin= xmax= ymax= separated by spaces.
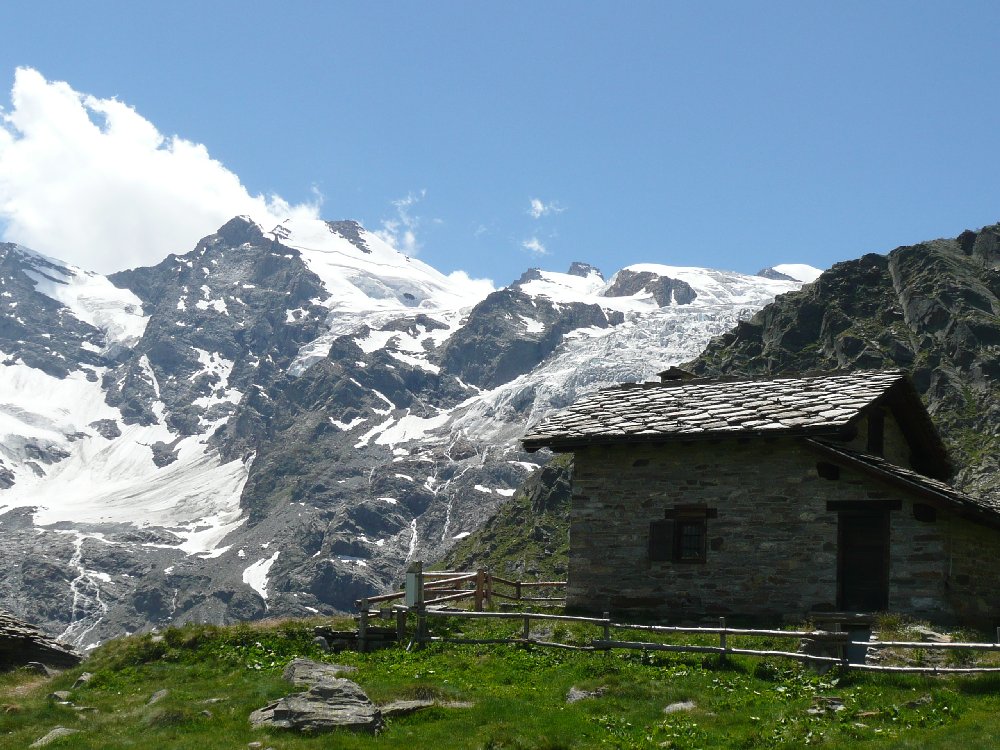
xmin=909 ymin=626 xmax=951 ymax=644
xmin=312 ymin=636 xmax=330 ymax=652
xmin=663 ymin=700 xmax=696 ymax=714
xmin=282 ymin=658 xmax=356 ymax=686
xmin=147 ymin=689 xmax=169 ymax=706
xmin=23 ymin=662 xmax=54 ymax=676
xmin=248 ymin=742 xmax=263 ymax=749
xmin=73 ymin=706 xmax=98 ymax=713
xmin=30 ymin=727 xmax=81 ymax=747
xmin=906 ymin=694 xmax=933 ymax=708
xmin=566 ymin=686 xmax=606 ymax=703
xmin=379 ymin=699 xmax=436 ymax=717
xmin=72 ymin=672 xmax=92 ymax=689
xmin=47 ymin=691 xmax=72 ymax=702
xmin=200 ymin=710 xmax=212 ymax=717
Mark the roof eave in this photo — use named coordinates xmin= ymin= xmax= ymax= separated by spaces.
xmin=803 ymin=439 xmax=1000 ymax=529
xmin=522 ymin=424 xmax=854 ymax=453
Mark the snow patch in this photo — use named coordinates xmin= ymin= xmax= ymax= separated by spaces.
xmin=242 ymin=550 xmax=280 ymax=602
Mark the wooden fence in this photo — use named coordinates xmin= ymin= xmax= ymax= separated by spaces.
xmin=357 ymin=564 xmax=566 ymax=612
xmin=355 ymin=604 xmax=1000 ymax=675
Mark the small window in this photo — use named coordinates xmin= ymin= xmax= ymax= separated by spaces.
xmin=649 ymin=506 xmax=712 ymax=564
xmin=676 ymin=517 xmax=707 ymax=562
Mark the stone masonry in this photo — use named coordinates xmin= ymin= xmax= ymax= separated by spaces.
xmin=567 ymin=435 xmax=1000 ymax=625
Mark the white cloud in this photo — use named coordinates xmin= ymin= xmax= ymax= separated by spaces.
xmin=522 ymin=237 xmax=548 ymax=256
xmin=445 ymin=270 xmax=495 ymax=300
xmin=528 ymin=198 xmax=564 ymax=219
xmin=375 ymin=190 xmax=425 ymax=256
xmin=0 ymin=67 xmax=320 ymax=274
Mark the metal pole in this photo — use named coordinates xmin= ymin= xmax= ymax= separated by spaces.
xmin=719 ymin=617 xmax=727 ymax=664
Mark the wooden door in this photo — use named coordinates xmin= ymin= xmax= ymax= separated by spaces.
xmin=837 ymin=511 xmax=889 ymax=611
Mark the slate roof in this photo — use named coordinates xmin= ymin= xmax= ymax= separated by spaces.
xmin=806 ymin=440 xmax=1000 ymax=523
xmin=522 ymin=370 xmax=912 ymax=452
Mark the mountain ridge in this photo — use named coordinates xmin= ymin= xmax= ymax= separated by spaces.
xmin=0 ymin=215 xmax=815 ymax=646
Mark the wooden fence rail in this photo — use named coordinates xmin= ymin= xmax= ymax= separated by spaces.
xmin=355 ymin=563 xmax=566 ymax=613
xmin=353 ymin=602 xmax=1000 ymax=674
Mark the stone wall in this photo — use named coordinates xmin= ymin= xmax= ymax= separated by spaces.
xmin=567 ymin=437 xmax=1000 ymax=625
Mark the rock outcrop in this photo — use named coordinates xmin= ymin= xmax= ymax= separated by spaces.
xmin=0 ymin=610 xmax=81 ymax=670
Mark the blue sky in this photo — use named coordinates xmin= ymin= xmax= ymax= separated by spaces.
xmin=2 ymin=1 xmax=999 ymax=283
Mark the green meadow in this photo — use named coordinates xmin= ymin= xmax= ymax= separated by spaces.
xmin=2 ymin=617 xmax=999 ymax=749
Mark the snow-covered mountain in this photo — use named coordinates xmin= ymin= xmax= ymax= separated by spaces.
xmin=0 ymin=217 xmax=818 ymax=646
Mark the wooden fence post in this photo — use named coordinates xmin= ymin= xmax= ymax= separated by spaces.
xmin=396 ymin=607 xmax=407 ymax=644
xmin=831 ymin=623 xmax=848 ymax=668
xmin=719 ymin=617 xmax=727 ymax=664
xmin=417 ymin=604 xmax=427 ymax=650
xmin=474 ymin=569 xmax=485 ymax=612
xmin=485 ymin=567 xmax=493 ymax=608
xmin=522 ymin=614 xmax=531 ymax=644
xmin=995 ymin=626 xmax=999 ymax=646
xmin=515 ymin=580 xmax=522 ymax=602
xmin=358 ymin=598 xmax=369 ymax=653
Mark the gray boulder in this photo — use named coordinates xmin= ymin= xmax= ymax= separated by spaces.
xmin=282 ymin=657 xmax=356 ymax=686
xmin=250 ymin=678 xmax=382 ymax=734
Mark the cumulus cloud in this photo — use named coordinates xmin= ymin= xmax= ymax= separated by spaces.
xmin=445 ymin=269 xmax=495 ymax=300
xmin=375 ymin=190 xmax=425 ymax=256
xmin=522 ymin=237 xmax=548 ymax=256
xmin=527 ymin=198 xmax=564 ymax=219
xmin=0 ymin=67 xmax=320 ymax=273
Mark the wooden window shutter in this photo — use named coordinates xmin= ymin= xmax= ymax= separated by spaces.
xmin=649 ymin=519 xmax=674 ymax=561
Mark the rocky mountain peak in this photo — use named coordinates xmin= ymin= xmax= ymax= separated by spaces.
xmin=603 ymin=268 xmax=697 ymax=306
xmin=324 ymin=220 xmax=371 ymax=254
xmin=567 ymin=262 xmax=603 ymax=279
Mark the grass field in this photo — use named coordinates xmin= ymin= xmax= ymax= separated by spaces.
xmin=2 ymin=616 xmax=1000 ymax=749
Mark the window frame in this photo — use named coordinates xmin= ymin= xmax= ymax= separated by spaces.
xmin=649 ymin=505 xmax=715 ymax=564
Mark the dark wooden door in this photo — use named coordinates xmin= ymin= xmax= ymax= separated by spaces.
xmin=837 ymin=512 xmax=889 ymax=611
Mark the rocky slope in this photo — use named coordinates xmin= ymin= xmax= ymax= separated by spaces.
xmin=687 ymin=223 xmax=1000 ymax=502
xmin=0 ymin=217 xmax=813 ymax=646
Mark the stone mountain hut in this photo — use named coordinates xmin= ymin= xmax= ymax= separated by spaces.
xmin=522 ymin=370 xmax=1000 ymax=626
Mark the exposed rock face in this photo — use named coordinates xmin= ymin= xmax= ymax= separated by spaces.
xmin=439 ymin=286 xmax=621 ymax=389
xmin=567 ymin=262 xmax=603 ymax=279
xmin=688 ymin=223 xmax=1000 ymax=503
xmin=603 ymin=269 xmax=697 ymax=306
xmin=0 ymin=610 xmax=81 ymax=670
